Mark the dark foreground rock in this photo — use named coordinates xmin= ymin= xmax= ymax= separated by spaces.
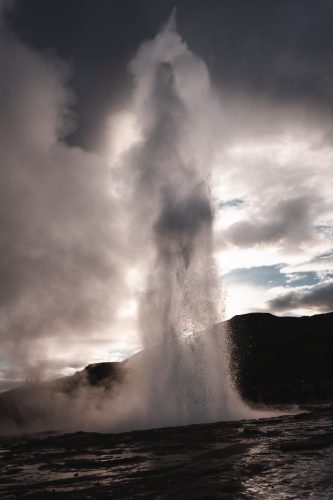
xmin=0 ymin=401 xmax=332 ymax=499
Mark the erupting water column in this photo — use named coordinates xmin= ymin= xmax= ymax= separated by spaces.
xmin=127 ymin=13 xmax=253 ymax=429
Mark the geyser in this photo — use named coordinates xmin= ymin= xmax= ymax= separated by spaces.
xmin=123 ymin=13 xmax=254 ymax=429
xmin=0 ymin=7 xmax=276 ymax=435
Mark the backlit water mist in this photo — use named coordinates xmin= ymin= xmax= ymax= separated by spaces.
xmin=0 ymin=10 xmax=270 ymax=435
xmin=121 ymin=14 xmax=255 ymax=429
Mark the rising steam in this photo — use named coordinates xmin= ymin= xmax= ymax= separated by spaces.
xmin=115 ymin=12 xmax=254 ymax=429
xmin=0 ymin=9 xmax=258 ymax=434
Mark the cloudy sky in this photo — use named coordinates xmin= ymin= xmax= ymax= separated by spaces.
xmin=1 ymin=0 xmax=333 ymax=388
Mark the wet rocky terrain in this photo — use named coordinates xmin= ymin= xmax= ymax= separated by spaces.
xmin=0 ymin=312 xmax=332 ymax=498
xmin=0 ymin=400 xmax=332 ymax=499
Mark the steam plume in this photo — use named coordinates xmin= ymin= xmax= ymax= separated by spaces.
xmin=0 ymin=8 xmax=259 ymax=433
xmin=120 ymin=14 xmax=253 ymax=428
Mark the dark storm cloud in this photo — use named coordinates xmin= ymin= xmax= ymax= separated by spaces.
xmin=0 ymin=9 xmax=128 ymax=371
xmin=181 ymin=0 xmax=333 ymax=113
xmin=7 ymin=0 xmax=333 ymax=149
xmin=268 ymin=280 xmax=333 ymax=313
xmin=6 ymin=0 xmax=176 ymax=149
xmin=225 ymin=197 xmax=319 ymax=249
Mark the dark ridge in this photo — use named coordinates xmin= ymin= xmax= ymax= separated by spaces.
xmin=0 ymin=362 xmax=126 ymax=430
xmin=226 ymin=311 xmax=333 ymax=404
xmin=84 ymin=362 xmax=124 ymax=386
xmin=0 ymin=312 xmax=332 ymax=431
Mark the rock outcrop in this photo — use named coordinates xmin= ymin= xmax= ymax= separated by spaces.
xmin=226 ymin=312 xmax=333 ymax=404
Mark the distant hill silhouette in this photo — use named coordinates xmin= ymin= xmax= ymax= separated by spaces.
xmin=0 ymin=362 xmax=125 ymax=432
xmin=0 ymin=312 xmax=332 ymax=431
xmin=226 ymin=312 xmax=333 ymax=404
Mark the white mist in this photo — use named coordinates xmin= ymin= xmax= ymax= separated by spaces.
xmin=118 ymin=13 xmax=256 ymax=429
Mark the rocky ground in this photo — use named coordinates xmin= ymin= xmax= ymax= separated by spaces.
xmin=0 ymin=400 xmax=332 ymax=499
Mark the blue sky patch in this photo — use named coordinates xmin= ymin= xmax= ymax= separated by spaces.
xmin=218 ymin=198 xmax=243 ymax=210
xmin=314 ymin=225 xmax=333 ymax=239
xmin=223 ymin=265 xmax=320 ymax=288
